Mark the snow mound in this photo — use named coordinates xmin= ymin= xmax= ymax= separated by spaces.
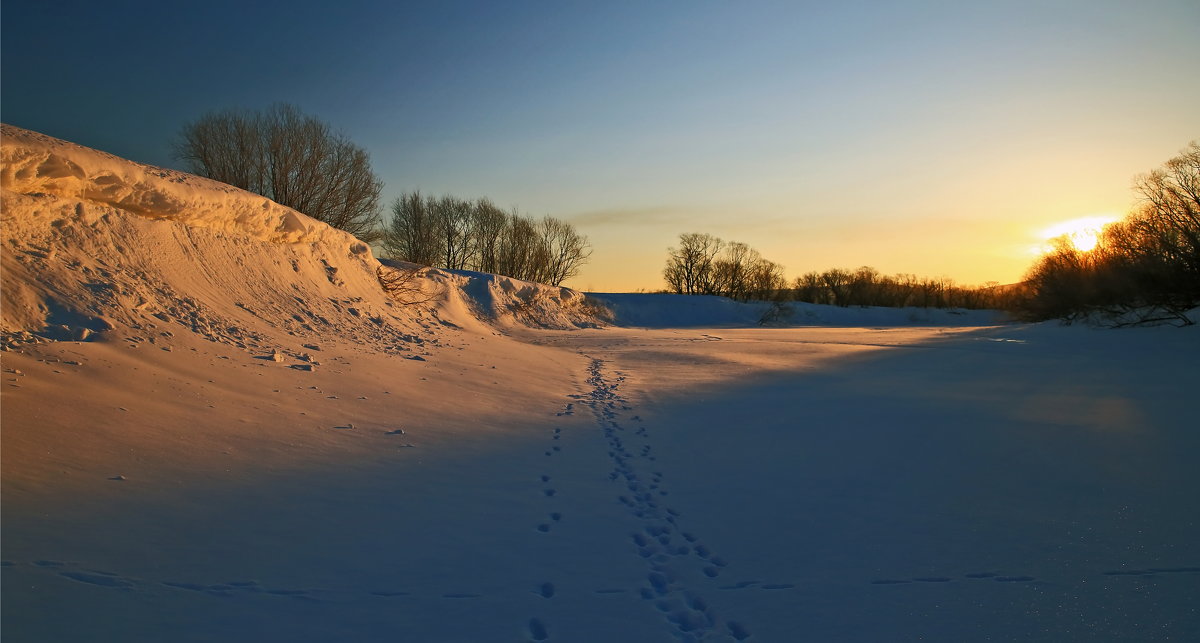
xmin=588 ymin=293 xmax=1009 ymax=328
xmin=381 ymin=260 xmax=610 ymax=330
xmin=0 ymin=124 xmax=603 ymax=349
xmin=1 ymin=124 xmax=351 ymax=246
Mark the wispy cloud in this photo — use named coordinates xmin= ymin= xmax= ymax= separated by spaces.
xmin=564 ymin=205 xmax=707 ymax=228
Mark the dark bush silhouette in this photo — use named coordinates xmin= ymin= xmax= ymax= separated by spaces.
xmin=789 ymin=267 xmax=1008 ymax=309
xmin=174 ymin=104 xmax=383 ymax=241
xmin=1017 ymin=142 xmax=1199 ymax=325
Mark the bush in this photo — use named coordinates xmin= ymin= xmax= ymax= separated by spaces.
xmin=174 ymin=104 xmax=383 ymax=241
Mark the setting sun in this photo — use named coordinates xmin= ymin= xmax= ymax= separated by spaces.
xmin=1036 ymin=214 xmax=1121 ymax=253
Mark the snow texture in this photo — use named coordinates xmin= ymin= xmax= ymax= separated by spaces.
xmin=3 ymin=125 xmax=1198 ymax=642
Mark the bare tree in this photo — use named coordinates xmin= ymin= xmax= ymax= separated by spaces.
xmin=174 ymin=103 xmax=383 ymax=241
xmin=496 ymin=215 xmax=541 ymax=281
xmin=381 ymin=192 xmax=440 ymax=266
xmin=539 ymin=216 xmax=592 ymax=286
xmin=664 ymin=233 xmax=724 ymax=294
xmin=471 ymin=199 xmax=510 ymax=274
xmin=433 ymin=195 xmax=475 ymax=270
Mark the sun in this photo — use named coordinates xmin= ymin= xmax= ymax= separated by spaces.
xmin=1035 ymin=214 xmax=1120 ymax=253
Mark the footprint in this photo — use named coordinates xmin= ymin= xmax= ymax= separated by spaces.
xmin=543 ymin=489 xmax=556 ymax=497
xmin=537 ymin=524 xmax=551 ymax=533
xmin=702 ymin=566 xmax=720 ymax=578
xmin=727 ymin=620 xmax=752 ymax=641
xmin=549 ymin=512 xmax=562 ymax=521
xmin=528 ymin=617 xmax=549 ymax=641
xmin=163 ymin=581 xmax=210 ymax=592
xmin=266 ymin=588 xmax=309 ymax=596
xmin=60 ymin=571 xmax=133 ymax=588
xmin=540 ymin=475 xmax=551 ymax=482
xmin=537 ymin=582 xmax=555 ymax=598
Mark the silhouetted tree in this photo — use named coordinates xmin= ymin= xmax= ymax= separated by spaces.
xmin=471 ymin=199 xmax=510 ymax=274
xmin=381 ymin=192 xmax=590 ymax=286
xmin=174 ymin=104 xmax=383 ymax=241
xmin=539 ymin=216 xmax=593 ymax=286
xmin=381 ymin=192 xmax=439 ymax=266
xmin=663 ymin=233 xmax=724 ymax=294
xmin=1017 ymin=141 xmax=1199 ymax=324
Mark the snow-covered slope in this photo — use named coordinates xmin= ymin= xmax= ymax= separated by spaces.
xmin=589 ymin=292 xmax=1008 ymax=328
xmin=0 ymin=124 xmax=601 ymax=348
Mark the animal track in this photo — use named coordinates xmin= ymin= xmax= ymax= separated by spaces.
xmin=528 ymin=617 xmax=549 ymax=641
xmin=61 ymin=571 xmax=134 ymax=588
xmin=578 ymin=356 xmax=745 ymax=641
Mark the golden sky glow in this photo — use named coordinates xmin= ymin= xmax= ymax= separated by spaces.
xmin=1034 ymin=214 xmax=1122 ymax=253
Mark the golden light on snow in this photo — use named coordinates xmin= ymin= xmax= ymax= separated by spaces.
xmin=1032 ymin=214 xmax=1121 ymax=253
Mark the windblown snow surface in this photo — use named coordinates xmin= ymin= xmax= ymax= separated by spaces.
xmin=2 ymin=125 xmax=1198 ymax=642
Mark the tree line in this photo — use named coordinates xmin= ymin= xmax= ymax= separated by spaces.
xmin=380 ymin=192 xmax=591 ymax=286
xmin=1016 ymin=142 xmax=1199 ymax=324
xmin=662 ymin=233 xmax=1008 ymax=309
xmin=663 ymin=233 xmax=787 ymax=301
xmin=174 ymin=104 xmax=591 ymax=287
xmin=791 ymin=267 xmax=1010 ymax=309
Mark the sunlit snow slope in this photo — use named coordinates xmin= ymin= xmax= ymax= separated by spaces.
xmin=0 ymin=123 xmax=601 ymax=351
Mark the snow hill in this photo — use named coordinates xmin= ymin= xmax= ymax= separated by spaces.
xmin=0 ymin=124 xmax=602 ymax=352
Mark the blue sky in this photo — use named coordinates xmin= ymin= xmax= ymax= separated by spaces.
xmin=3 ymin=0 xmax=1197 ymax=289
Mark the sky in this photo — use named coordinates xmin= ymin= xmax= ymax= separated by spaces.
xmin=3 ymin=0 xmax=1197 ymax=291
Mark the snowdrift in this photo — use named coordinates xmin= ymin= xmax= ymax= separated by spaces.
xmin=588 ymin=292 xmax=1009 ymax=328
xmin=0 ymin=124 xmax=602 ymax=351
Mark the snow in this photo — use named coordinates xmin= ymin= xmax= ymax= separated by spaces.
xmin=588 ymin=292 xmax=1010 ymax=328
xmin=3 ymin=125 xmax=1198 ymax=642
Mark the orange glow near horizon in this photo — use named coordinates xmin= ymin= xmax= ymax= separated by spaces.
xmin=1032 ymin=214 xmax=1121 ymax=254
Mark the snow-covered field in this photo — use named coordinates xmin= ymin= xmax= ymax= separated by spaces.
xmin=3 ymin=126 xmax=1198 ymax=642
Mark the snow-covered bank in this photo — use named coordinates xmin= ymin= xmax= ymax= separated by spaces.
xmin=588 ymin=292 xmax=1009 ymax=328
xmin=0 ymin=124 xmax=603 ymax=348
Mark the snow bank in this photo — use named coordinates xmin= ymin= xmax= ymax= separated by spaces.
xmin=1 ymin=124 xmax=354 ymax=247
xmin=0 ymin=124 xmax=604 ymax=345
xmin=588 ymin=292 xmax=1009 ymax=328
xmin=432 ymin=267 xmax=609 ymax=330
